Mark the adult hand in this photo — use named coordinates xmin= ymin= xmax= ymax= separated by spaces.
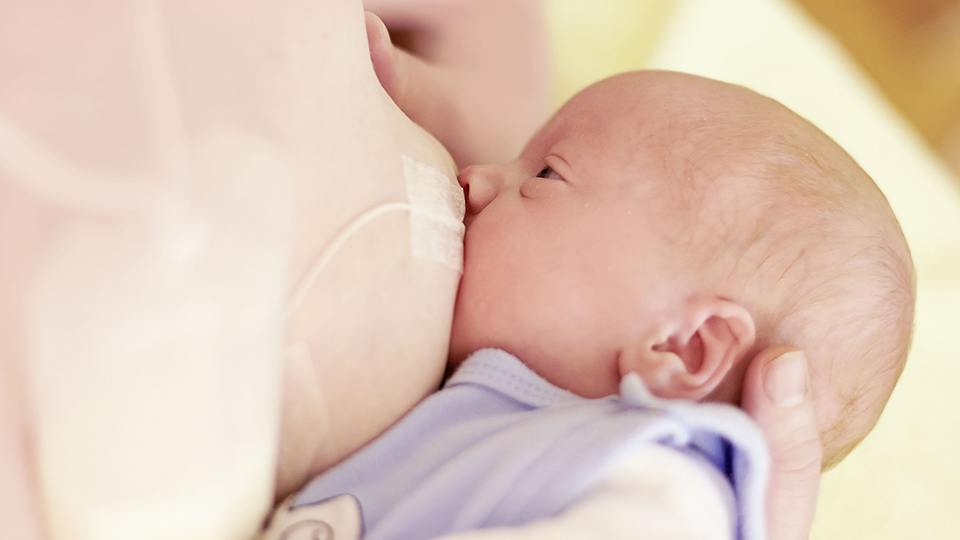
xmin=741 ymin=346 xmax=822 ymax=540
xmin=363 ymin=2 xmax=550 ymax=168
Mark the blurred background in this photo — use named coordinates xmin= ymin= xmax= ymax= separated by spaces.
xmin=542 ymin=0 xmax=960 ymax=538
xmin=797 ymin=0 xmax=960 ymax=179
xmin=547 ymin=0 xmax=960 ymax=181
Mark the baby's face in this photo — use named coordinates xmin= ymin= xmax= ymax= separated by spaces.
xmin=449 ymin=77 xmax=685 ymax=398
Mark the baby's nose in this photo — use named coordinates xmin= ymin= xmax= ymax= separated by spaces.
xmin=457 ymin=165 xmax=502 ymax=216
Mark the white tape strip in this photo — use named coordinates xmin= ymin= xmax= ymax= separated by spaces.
xmin=402 ymin=154 xmax=465 ymax=272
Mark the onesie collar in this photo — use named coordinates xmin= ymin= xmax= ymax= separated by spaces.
xmin=444 ymin=348 xmax=584 ymax=408
xmin=446 ymin=348 xmax=680 ymax=413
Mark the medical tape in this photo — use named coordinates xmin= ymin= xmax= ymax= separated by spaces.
xmin=402 ymin=154 xmax=465 ymax=273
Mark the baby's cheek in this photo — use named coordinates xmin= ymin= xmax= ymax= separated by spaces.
xmin=518 ymin=177 xmax=554 ymax=199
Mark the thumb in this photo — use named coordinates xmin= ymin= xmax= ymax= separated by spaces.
xmin=363 ymin=11 xmax=466 ymax=165
xmin=364 ymin=11 xmax=436 ymax=114
xmin=364 ymin=12 xmax=400 ymax=97
xmin=741 ymin=346 xmax=822 ymax=540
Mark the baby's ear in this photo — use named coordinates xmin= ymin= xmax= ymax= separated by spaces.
xmin=618 ymin=295 xmax=756 ymax=401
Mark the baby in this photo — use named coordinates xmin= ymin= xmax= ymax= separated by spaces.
xmin=450 ymin=70 xmax=915 ymax=469
xmin=264 ymin=71 xmax=914 ymax=540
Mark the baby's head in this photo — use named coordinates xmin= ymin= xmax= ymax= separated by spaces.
xmin=449 ymin=71 xmax=915 ymax=469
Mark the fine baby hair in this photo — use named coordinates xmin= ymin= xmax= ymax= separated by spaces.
xmin=638 ymin=72 xmax=915 ymax=468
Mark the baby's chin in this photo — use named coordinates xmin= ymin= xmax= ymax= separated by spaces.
xmin=447 ymin=259 xmax=488 ymax=366
xmin=446 ymin=335 xmax=469 ymax=368
xmin=447 ymin=303 xmax=509 ymax=369
xmin=447 ymin=301 xmax=475 ymax=367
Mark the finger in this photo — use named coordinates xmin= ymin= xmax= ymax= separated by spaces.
xmin=364 ymin=12 xmax=441 ymax=120
xmin=741 ymin=346 xmax=822 ymax=540
xmin=364 ymin=11 xmax=399 ymax=94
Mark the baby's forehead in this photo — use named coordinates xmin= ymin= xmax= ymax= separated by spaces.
xmin=544 ymin=75 xmax=799 ymax=178
xmin=554 ymin=72 xmax=766 ymax=133
xmin=538 ymin=72 xmax=864 ymax=247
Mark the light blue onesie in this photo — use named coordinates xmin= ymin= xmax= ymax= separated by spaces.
xmin=291 ymin=348 xmax=769 ymax=540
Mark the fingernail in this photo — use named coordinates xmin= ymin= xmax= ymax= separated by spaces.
xmin=762 ymin=351 xmax=807 ymax=407
xmin=366 ymin=11 xmax=390 ymax=45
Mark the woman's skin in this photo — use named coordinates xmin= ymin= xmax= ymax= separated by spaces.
xmin=0 ymin=2 xmax=821 ymax=539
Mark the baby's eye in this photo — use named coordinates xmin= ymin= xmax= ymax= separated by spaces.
xmin=536 ymin=165 xmax=562 ymax=180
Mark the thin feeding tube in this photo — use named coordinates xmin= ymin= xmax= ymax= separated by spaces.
xmin=283 ymin=201 xmax=411 ymax=320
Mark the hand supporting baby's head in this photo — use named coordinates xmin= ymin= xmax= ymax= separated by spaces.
xmin=450 ymin=70 xmax=915 ymax=470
